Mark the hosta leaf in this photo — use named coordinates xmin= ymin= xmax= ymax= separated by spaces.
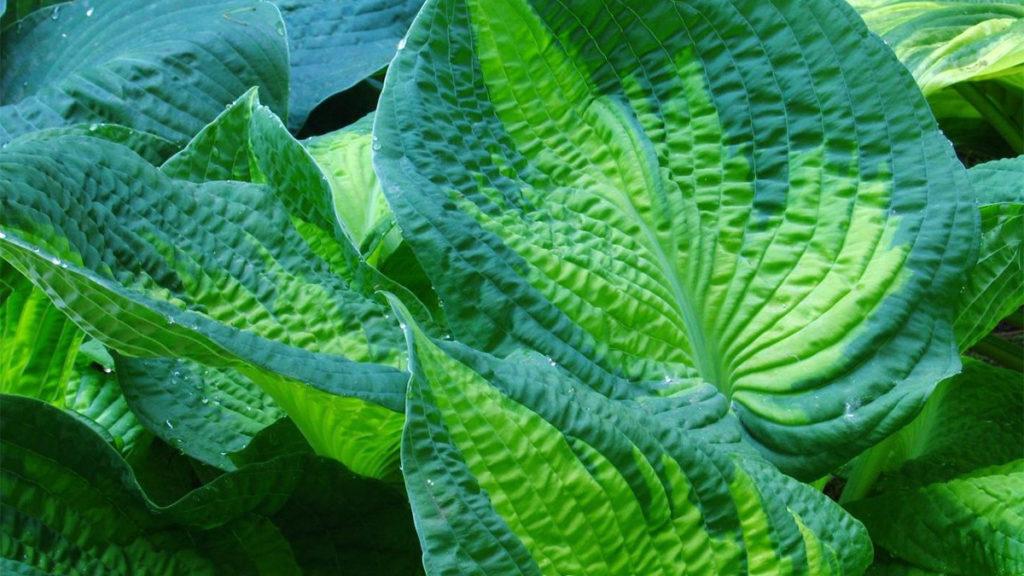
xmin=271 ymin=0 xmax=424 ymax=130
xmin=847 ymin=460 xmax=1024 ymax=575
xmin=117 ymin=356 xmax=284 ymax=470
xmin=841 ymin=358 xmax=1024 ymax=502
xmin=955 ymin=156 xmax=1024 ymax=350
xmin=0 ymin=0 xmax=288 ymax=146
xmin=305 ymin=112 xmax=402 ymax=265
xmin=7 ymin=122 xmax=178 ymax=165
xmin=65 ymin=354 xmax=148 ymax=456
xmin=848 ymin=0 xmax=1024 ymax=95
xmin=0 ymin=260 xmax=83 ymax=403
xmin=374 ymin=0 xmax=977 ymax=478
xmin=0 ymin=134 xmax=407 ymax=477
xmin=391 ymin=297 xmax=871 ymax=575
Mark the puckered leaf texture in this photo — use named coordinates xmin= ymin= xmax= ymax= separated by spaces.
xmin=374 ymin=0 xmax=978 ymax=478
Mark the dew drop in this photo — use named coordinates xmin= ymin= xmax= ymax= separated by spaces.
xmin=85 ymin=7 xmax=94 ymax=16
xmin=88 ymin=123 xmax=99 ymax=132
xmin=165 ymin=419 xmax=174 ymax=429
xmin=50 ymin=256 xmax=61 ymax=265
xmin=397 ymin=37 xmax=407 ymax=50
xmin=201 ymin=397 xmax=209 ymax=404
xmin=547 ymin=357 xmax=557 ymax=367
xmin=50 ymin=6 xmax=61 ymax=20
xmin=61 ymin=32 xmax=67 ymax=38
xmin=371 ymin=136 xmax=382 ymax=151
xmin=425 ymin=478 xmax=434 ymax=486
xmin=0 ymin=231 xmax=6 ymax=239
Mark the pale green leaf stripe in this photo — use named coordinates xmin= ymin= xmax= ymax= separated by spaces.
xmin=0 ymin=134 xmax=406 ymax=477
xmin=848 ymin=0 xmax=1024 ymax=95
xmin=955 ymin=156 xmax=1024 ymax=350
xmin=375 ymin=0 xmax=977 ymax=478
xmin=847 ymin=460 xmax=1024 ymax=575
xmin=841 ymin=357 xmax=1023 ymax=502
xmin=117 ymin=355 xmax=283 ymax=470
xmin=0 ymin=0 xmax=288 ymax=146
xmin=270 ymin=0 xmax=423 ymax=130
xmin=391 ymin=297 xmax=871 ymax=576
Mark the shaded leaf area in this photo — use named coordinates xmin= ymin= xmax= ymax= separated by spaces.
xmin=0 ymin=0 xmax=289 ymax=146
xmin=0 ymin=395 xmax=424 ymax=575
xmin=117 ymin=355 xmax=284 ymax=471
xmin=271 ymin=0 xmax=423 ymax=131
xmin=955 ymin=155 xmax=1024 ymax=350
xmin=0 ymin=133 xmax=408 ymax=477
xmin=841 ymin=359 xmax=1024 ymax=575
xmin=375 ymin=0 xmax=976 ymax=479
xmin=392 ymin=297 xmax=871 ymax=576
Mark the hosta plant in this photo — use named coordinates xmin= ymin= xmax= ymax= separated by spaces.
xmin=1 ymin=0 xmax=1021 ymax=574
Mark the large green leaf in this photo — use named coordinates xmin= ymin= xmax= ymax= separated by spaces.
xmin=0 ymin=0 xmax=288 ymax=146
xmin=840 ymin=359 xmax=1023 ymax=575
xmin=955 ymin=156 xmax=1024 ymax=350
xmin=374 ymin=0 xmax=977 ymax=478
xmin=0 ymin=134 xmax=407 ymax=477
xmin=0 ymin=394 xmax=423 ymax=574
xmin=848 ymin=0 xmax=1024 ymax=95
xmin=391 ymin=297 xmax=871 ymax=575
xmin=270 ymin=0 xmax=424 ymax=130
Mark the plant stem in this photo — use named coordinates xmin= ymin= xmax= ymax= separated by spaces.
xmin=953 ymin=83 xmax=1024 ymax=154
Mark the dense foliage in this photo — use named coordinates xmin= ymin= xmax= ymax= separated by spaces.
xmin=1 ymin=0 xmax=1021 ymax=574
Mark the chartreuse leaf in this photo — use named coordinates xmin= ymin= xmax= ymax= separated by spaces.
xmin=389 ymin=296 xmax=871 ymax=575
xmin=0 ymin=0 xmax=288 ymax=146
xmin=0 ymin=134 xmax=408 ymax=478
xmin=1 ymin=394 xmax=423 ymax=574
xmin=1 ymin=260 xmax=147 ymax=455
xmin=955 ymin=156 xmax=1024 ymax=350
xmin=847 ymin=460 xmax=1023 ymax=575
xmin=375 ymin=0 xmax=977 ymax=478
xmin=0 ymin=260 xmax=83 ymax=403
xmin=270 ymin=0 xmax=424 ymax=130
xmin=840 ymin=359 xmax=1023 ymax=575
xmin=305 ymin=112 xmax=402 ymax=265
xmin=847 ymin=0 xmax=1024 ymax=95
xmin=65 ymin=354 xmax=148 ymax=456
